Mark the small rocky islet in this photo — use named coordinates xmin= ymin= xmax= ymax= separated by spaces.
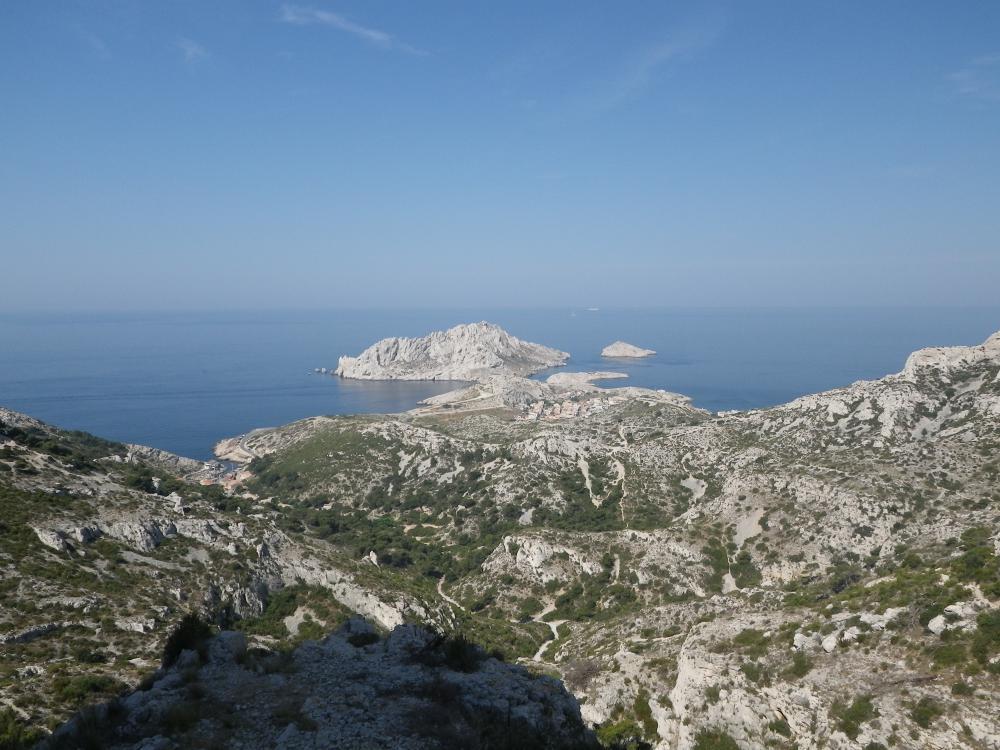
xmin=601 ymin=341 xmax=656 ymax=358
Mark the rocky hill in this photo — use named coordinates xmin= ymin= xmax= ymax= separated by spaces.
xmin=1 ymin=331 xmax=998 ymax=749
xmin=333 ymin=322 xmax=569 ymax=381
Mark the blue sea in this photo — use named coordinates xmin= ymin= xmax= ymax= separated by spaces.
xmin=1 ymin=308 xmax=998 ymax=460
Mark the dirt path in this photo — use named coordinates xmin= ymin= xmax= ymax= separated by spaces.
xmin=612 ymin=458 xmax=628 ymax=525
xmin=437 ymin=578 xmax=465 ymax=611
xmin=577 ymin=457 xmax=597 ymax=506
xmin=531 ymin=603 xmax=566 ymax=662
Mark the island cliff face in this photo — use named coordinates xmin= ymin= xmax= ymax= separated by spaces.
xmin=334 ymin=321 xmax=569 ymax=381
xmin=601 ymin=341 xmax=656 ymax=357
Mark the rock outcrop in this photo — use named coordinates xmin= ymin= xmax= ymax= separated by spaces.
xmin=601 ymin=341 xmax=656 ymax=357
xmin=333 ymin=322 xmax=569 ymax=381
xmin=44 ymin=621 xmax=597 ymax=750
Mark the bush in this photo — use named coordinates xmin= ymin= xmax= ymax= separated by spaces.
xmin=831 ymin=694 xmax=877 ymax=740
xmin=768 ymin=718 xmax=791 ymax=737
xmin=633 ymin=690 xmax=657 ymax=739
xmin=732 ymin=628 xmax=769 ymax=658
xmin=52 ymin=674 xmax=123 ymax=705
xmin=741 ymin=660 xmax=768 ymax=685
xmin=932 ymin=642 xmax=966 ymax=668
xmin=564 ymin=659 xmax=602 ymax=692
xmin=596 ymin=719 xmax=651 ymax=750
xmin=910 ymin=696 xmax=942 ymax=728
xmin=785 ymin=651 xmax=813 ymax=679
xmin=970 ymin=609 xmax=1000 ymax=668
xmin=442 ymin=634 xmax=486 ymax=673
xmin=0 ymin=708 xmax=43 ymax=750
xmin=347 ymin=631 xmax=381 ymax=648
xmin=693 ymin=729 xmax=739 ymax=750
xmin=162 ymin=613 xmax=213 ymax=668
xmin=951 ymin=680 xmax=974 ymax=696
xmin=237 ymin=588 xmax=299 ymax=638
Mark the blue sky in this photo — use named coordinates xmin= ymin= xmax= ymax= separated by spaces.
xmin=1 ymin=1 xmax=999 ymax=310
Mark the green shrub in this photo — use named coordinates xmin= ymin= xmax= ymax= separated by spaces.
xmin=732 ymin=628 xmax=769 ymax=658
xmin=52 ymin=674 xmax=123 ymax=705
xmin=768 ymin=718 xmax=791 ymax=737
xmin=693 ymin=729 xmax=739 ymax=750
xmin=932 ymin=642 xmax=966 ymax=668
xmin=785 ymin=651 xmax=813 ymax=679
xmin=831 ymin=694 xmax=877 ymax=740
xmin=347 ymin=631 xmax=381 ymax=648
xmin=162 ymin=613 xmax=213 ymax=668
xmin=633 ymin=690 xmax=657 ymax=739
xmin=740 ymin=660 xmax=769 ymax=685
xmin=910 ymin=696 xmax=942 ymax=728
xmin=413 ymin=630 xmax=494 ymax=673
xmin=951 ymin=680 xmax=974 ymax=696
xmin=0 ymin=708 xmax=43 ymax=750
xmin=970 ymin=609 xmax=1000 ymax=668
xmin=596 ymin=719 xmax=650 ymax=749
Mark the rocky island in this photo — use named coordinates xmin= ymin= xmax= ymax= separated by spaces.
xmin=601 ymin=341 xmax=656 ymax=358
xmin=2 ymin=330 xmax=999 ymax=750
xmin=333 ymin=321 xmax=569 ymax=381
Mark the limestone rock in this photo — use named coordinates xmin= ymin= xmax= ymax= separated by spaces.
xmin=601 ymin=341 xmax=656 ymax=358
xmin=333 ymin=322 xmax=569 ymax=381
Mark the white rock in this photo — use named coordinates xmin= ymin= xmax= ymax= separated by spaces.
xmin=601 ymin=341 xmax=656 ymax=358
xmin=31 ymin=526 xmax=69 ymax=552
xmin=334 ymin=322 xmax=568 ymax=381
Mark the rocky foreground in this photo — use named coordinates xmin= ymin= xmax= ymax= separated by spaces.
xmin=1 ymin=330 xmax=999 ymax=749
xmin=333 ymin=321 xmax=569 ymax=381
xmin=43 ymin=618 xmax=594 ymax=750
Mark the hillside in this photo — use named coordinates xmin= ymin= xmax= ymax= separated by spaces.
xmin=1 ymin=332 xmax=998 ymax=749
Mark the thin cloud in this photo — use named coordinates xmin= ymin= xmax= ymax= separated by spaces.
xmin=279 ymin=4 xmax=425 ymax=55
xmin=80 ymin=30 xmax=110 ymax=59
xmin=949 ymin=54 xmax=1000 ymax=102
xmin=584 ymin=12 xmax=727 ymax=112
xmin=176 ymin=37 xmax=209 ymax=65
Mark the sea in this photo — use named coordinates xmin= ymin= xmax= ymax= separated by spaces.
xmin=1 ymin=308 xmax=997 ymax=461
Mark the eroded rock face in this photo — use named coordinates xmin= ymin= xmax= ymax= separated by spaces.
xmin=333 ymin=321 xmax=569 ymax=381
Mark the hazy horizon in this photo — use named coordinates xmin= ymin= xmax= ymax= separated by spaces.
xmin=3 ymin=2 xmax=999 ymax=310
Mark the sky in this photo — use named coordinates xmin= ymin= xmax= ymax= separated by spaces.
xmin=1 ymin=1 xmax=999 ymax=310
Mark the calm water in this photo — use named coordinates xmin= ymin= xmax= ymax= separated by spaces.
xmin=1 ymin=308 xmax=998 ymax=460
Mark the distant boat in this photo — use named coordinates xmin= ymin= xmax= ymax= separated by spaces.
xmin=586 ymin=307 xmax=600 ymax=312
